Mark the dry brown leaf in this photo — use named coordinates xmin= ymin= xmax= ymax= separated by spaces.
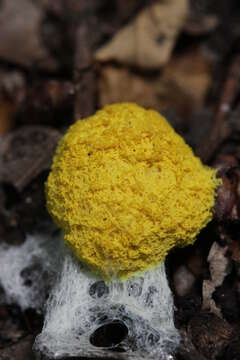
xmin=99 ymin=49 xmax=212 ymax=117
xmin=156 ymin=49 xmax=212 ymax=116
xmin=0 ymin=126 xmax=61 ymax=191
xmin=99 ymin=66 xmax=159 ymax=110
xmin=95 ymin=0 xmax=188 ymax=69
xmin=202 ymin=242 xmax=229 ymax=317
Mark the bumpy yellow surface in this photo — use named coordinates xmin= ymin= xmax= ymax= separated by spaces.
xmin=46 ymin=103 xmax=219 ymax=279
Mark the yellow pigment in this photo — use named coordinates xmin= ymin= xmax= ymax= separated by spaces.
xmin=46 ymin=103 xmax=220 ymax=279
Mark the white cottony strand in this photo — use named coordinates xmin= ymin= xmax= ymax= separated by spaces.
xmin=0 ymin=231 xmax=180 ymax=359
xmin=0 ymin=232 xmax=63 ymax=311
xmin=35 ymin=251 xmax=180 ymax=359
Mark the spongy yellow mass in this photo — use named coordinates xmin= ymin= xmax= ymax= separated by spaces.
xmin=46 ymin=103 xmax=219 ymax=279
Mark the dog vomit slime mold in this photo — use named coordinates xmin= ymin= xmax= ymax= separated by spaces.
xmin=34 ymin=103 xmax=220 ymax=359
xmin=46 ymin=102 xmax=219 ymax=279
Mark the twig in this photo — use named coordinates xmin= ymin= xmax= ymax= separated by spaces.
xmin=196 ymin=55 xmax=240 ymax=163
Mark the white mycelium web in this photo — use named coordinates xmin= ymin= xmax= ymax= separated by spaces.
xmin=0 ymin=231 xmax=180 ymax=359
xmin=0 ymin=232 xmax=63 ymax=311
xmin=35 ymin=250 xmax=180 ymax=359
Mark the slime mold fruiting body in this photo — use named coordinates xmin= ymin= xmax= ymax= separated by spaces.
xmin=34 ymin=103 xmax=221 ymax=359
xmin=46 ymin=103 xmax=219 ymax=279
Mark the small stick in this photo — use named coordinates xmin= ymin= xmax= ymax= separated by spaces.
xmin=196 ymin=55 xmax=240 ymax=163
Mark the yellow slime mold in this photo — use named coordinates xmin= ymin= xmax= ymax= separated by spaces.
xmin=46 ymin=103 xmax=220 ymax=279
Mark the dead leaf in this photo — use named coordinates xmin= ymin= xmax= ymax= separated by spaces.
xmin=99 ymin=49 xmax=212 ymax=118
xmin=202 ymin=242 xmax=229 ymax=317
xmin=0 ymin=0 xmax=58 ymax=70
xmin=95 ymin=0 xmax=188 ymax=69
xmin=99 ymin=66 xmax=160 ymax=110
xmin=155 ymin=49 xmax=212 ymax=116
xmin=0 ymin=126 xmax=61 ymax=191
